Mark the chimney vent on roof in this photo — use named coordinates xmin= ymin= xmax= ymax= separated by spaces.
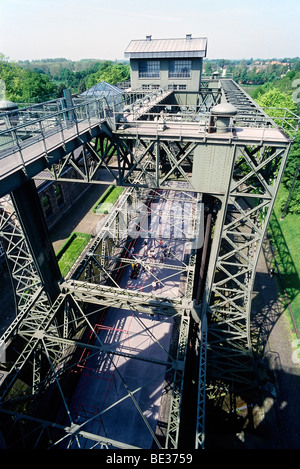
xmin=186 ymin=34 xmax=192 ymax=40
xmin=146 ymin=35 xmax=152 ymax=41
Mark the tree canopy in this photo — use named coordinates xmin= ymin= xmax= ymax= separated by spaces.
xmin=0 ymin=54 xmax=57 ymax=103
xmin=254 ymin=77 xmax=300 ymax=215
xmin=0 ymin=55 xmax=130 ymax=103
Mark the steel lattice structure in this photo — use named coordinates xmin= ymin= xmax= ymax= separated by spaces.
xmin=0 ymin=76 xmax=298 ymax=449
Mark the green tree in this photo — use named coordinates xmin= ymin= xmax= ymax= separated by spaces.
xmin=204 ymin=61 xmax=212 ymax=75
xmin=87 ymin=61 xmax=129 ymax=88
xmin=256 ymin=88 xmax=296 ymax=131
xmin=0 ymin=55 xmax=57 ymax=103
xmin=255 ymin=86 xmax=300 ymax=216
xmin=21 ymin=69 xmax=57 ymax=103
xmin=280 ymin=131 xmax=300 ymax=215
xmin=0 ymin=55 xmax=24 ymax=101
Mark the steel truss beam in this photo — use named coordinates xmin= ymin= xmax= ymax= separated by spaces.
xmin=0 ymin=196 xmax=64 ymax=403
xmin=115 ymin=136 xmax=196 ymax=190
xmin=62 ymin=185 xmax=198 ymax=448
xmin=201 ymin=140 xmax=291 ymax=388
xmin=0 ymin=183 xmax=198 ymax=449
xmin=0 ymin=79 xmax=296 ymax=450
xmin=0 ymin=405 xmax=141 ymax=449
xmin=197 ymin=87 xmax=222 ymax=112
xmin=34 ymin=132 xmax=200 ymax=193
xmin=0 ymin=195 xmax=42 ymax=314
xmin=195 ymin=314 xmax=207 ymax=449
xmin=33 ymin=131 xmax=118 ymax=185
xmin=65 ymin=279 xmax=188 ymax=316
xmin=0 ymin=284 xmax=191 ymax=449
xmin=165 ymin=314 xmax=190 ymax=448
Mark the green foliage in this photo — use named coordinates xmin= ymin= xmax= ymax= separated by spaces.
xmin=254 ymin=85 xmax=300 ymax=215
xmin=269 ymin=186 xmax=300 ymax=331
xmin=0 ymin=54 xmax=130 ymax=101
xmin=0 ymin=55 xmax=57 ymax=103
xmin=280 ymin=131 xmax=300 ymax=214
xmin=204 ymin=57 xmax=300 ymax=88
xmin=255 ymin=87 xmax=295 ymax=111
xmin=17 ymin=57 xmax=129 ymax=93
xmin=93 ymin=185 xmax=124 ymax=214
xmin=251 ymin=68 xmax=300 ymax=115
xmin=251 ymin=81 xmax=275 ymax=99
xmin=0 ymin=55 xmax=24 ymax=101
xmin=256 ymin=88 xmax=297 ymax=139
xmin=21 ymin=70 xmax=57 ymax=103
xmin=86 ymin=61 xmax=130 ymax=88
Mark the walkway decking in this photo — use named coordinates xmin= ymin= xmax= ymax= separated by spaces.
xmin=117 ymin=120 xmax=291 ymax=144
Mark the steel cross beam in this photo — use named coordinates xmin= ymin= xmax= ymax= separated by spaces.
xmin=0 ymin=406 xmax=142 ymax=449
xmin=0 ymin=282 xmax=190 ymax=449
xmin=113 ymin=136 xmax=197 ymax=191
xmin=0 ymin=291 xmax=66 ymax=402
xmin=64 ymin=279 xmax=188 ymax=316
xmin=35 ymin=131 xmax=117 ymax=185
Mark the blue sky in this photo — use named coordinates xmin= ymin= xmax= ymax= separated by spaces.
xmin=1 ymin=0 xmax=299 ymax=61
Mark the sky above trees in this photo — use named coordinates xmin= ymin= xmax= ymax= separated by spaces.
xmin=1 ymin=0 xmax=300 ymax=62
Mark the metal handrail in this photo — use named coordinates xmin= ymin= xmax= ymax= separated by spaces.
xmin=0 ymin=85 xmax=171 ymax=154
xmin=0 ymin=96 xmax=107 ymax=158
xmin=116 ymin=104 xmax=299 ymax=140
xmin=0 ymin=89 xmax=299 ymax=173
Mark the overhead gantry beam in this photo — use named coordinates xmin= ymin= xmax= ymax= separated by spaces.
xmin=64 ymin=279 xmax=189 ymax=317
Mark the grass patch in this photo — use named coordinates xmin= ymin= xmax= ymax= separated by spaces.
xmin=241 ymin=84 xmax=261 ymax=98
xmin=56 ymin=232 xmax=92 ymax=277
xmin=268 ymin=183 xmax=300 ymax=331
xmin=93 ymin=185 xmax=124 ymax=214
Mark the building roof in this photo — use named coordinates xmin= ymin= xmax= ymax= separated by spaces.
xmin=80 ymin=81 xmax=123 ymax=98
xmin=124 ymin=35 xmax=207 ymax=59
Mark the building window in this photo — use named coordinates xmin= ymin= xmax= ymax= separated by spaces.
xmin=139 ymin=60 xmax=160 ymax=78
xmin=169 ymin=60 xmax=191 ymax=78
xmin=42 ymin=194 xmax=52 ymax=216
xmin=142 ymin=84 xmax=150 ymax=90
xmin=178 ymin=85 xmax=187 ymax=90
xmin=54 ymin=184 xmax=64 ymax=206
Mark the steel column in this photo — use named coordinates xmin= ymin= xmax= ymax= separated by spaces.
xmin=10 ymin=179 xmax=61 ymax=303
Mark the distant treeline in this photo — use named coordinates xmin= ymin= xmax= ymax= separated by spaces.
xmin=0 ymin=54 xmax=130 ymax=103
xmin=1 ymin=53 xmax=300 ymax=108
xmin=204 ymin=57 xmax=300 ymax=85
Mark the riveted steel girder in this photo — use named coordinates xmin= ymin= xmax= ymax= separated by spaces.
xmin=0 ymin=79 xmax=297 ymax=450
xmin=201 ymin=140 xmax=291 ymax=388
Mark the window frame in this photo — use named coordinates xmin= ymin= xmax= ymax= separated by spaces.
xmin=138 ymin=60 xmax=160 ymax=79
xmin=169 ymin=60 xmax=192 ymax=79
